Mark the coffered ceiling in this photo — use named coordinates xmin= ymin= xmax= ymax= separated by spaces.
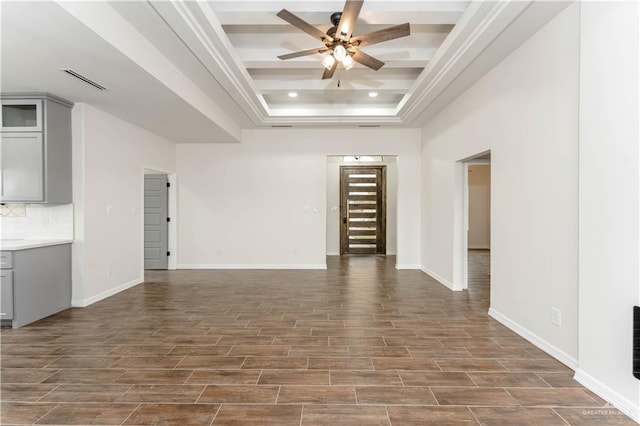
xmin=1 ymin=1 xmax=571 ymax=142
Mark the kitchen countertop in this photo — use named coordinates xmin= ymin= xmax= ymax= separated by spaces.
xmin=0 ymin=239 xmax=74 ymax=251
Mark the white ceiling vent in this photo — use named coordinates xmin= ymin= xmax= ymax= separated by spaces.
xmin=60 ymin=69 xmax=107 ymax=91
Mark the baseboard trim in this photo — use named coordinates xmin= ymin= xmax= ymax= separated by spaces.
xmin=420 ymin=266 xmax=460 ymax=291
xmin=396 ymin=264 xmax=420 ymax=270
xmin=573 ymin=369 xmax=640 ymax=423
xmin=488 ymin=308 xmax=578 ymax=369
xmin=177 ymin=264 xmax=327 ymax=270
xmin=71 ymin=277 xmax=143 ymax=307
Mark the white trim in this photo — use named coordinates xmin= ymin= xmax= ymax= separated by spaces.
xmin=177 ymin=264 xmax=327 ymax=270
xmin=399 ymin=1 xmax=530 ymax=121
xmin=71 ymin=277 xmax=143 ymax=307
xmin=573 ymin=369 xmax=640 ymax=423
xmin=488 ymin=308 xmax=578 ymax=369
xmin=326 ymin=252 xmax=340 ymax=256
xmin=396 ymin=264 xmax=421 ymax=270
xmin=420 ymin=266 xmax=461 ymax=291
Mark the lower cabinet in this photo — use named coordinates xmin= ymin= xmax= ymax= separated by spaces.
xmin=0 ymin=270 xmax=14 ymax=320
xmin=0 ymin=244 xmax=71 ymax=328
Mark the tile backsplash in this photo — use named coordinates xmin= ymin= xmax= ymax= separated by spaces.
xmin=0 ymin=204 xmax=73 ymax=240
xmin=0 ymin=204 xmax=27 ymax=217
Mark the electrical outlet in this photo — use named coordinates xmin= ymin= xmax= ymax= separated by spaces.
xmin=551 ymin=307 xmax=562 ymax=327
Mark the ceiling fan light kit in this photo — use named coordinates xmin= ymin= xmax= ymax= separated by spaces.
xmin=322 ymin=55 xmax=336 ymax=70
xmin=276 ymin=0 xmax=410 ymax=80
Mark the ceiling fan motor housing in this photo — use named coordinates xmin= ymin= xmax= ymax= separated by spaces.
xmin=330 ymin=12 xmax=342 ymax=26
xmin=326 ymin=12 xmax=342 ymax=39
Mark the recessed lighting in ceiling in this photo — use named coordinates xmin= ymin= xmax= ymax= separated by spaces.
xmin=288 ymin=92 xmax=298 ymax=98
xmin=369 ymin=92 xmax=378 ymax=98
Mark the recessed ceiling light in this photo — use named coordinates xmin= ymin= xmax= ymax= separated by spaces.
xmin=369 ymin=92 xmax=378 ymax=98
xmin=288 ymin=92 xmax=298 ymax=98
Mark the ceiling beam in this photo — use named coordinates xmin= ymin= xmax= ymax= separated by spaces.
xmin=255 ymin=79 xmax=414 ymax=91
xmin=216 ymin=11 xmax=464 ymax=26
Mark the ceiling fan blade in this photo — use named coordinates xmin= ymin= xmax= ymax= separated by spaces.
xmin=277 ymin=9 xmax=332 ymax=43
xmin=350 ymin=23 xmax=410 ymax=48
xmin=278 ymin=47 xmax=329 ymax=60
xmin=336 ymin=0 xmax=364 ymax=41
xmin=322 ymin=60 xmax=338 ymax=80
xmin=351 ymin=50 xmax=385 ymax=71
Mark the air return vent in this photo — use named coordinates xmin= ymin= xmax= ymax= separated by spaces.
xmin=271 ymin=125 xmax=293 ymax=128
xmin=60 ymin=69 xmax=107 ymax=91
xmin=359 ymin=125 xmax=380 ymax=128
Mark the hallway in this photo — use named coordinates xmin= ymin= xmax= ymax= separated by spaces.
xmin=0 ymin=255 xmax=633 ymax=424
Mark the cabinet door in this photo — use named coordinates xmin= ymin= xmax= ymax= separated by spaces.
xmin=1 ymin=100 xmax=42 ymax=131
xmin=0 ymin=271 xmax=14 ymax=320
xmin=0 ymin=132 xmax=44 ymax=202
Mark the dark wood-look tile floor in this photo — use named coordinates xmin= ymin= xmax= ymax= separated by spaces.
xmin=1 ymin=252 xmax=634 ymax=425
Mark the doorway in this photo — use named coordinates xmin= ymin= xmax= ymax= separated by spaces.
xmin=466 ymin=164 xmax=491 ymax=299
xmin=459 ymin=154 xmax=491 ymax=291
xmin=340 ymin=165 xmax=386 ymax=255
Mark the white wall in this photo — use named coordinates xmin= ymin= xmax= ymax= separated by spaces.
xmin=326 ymin=156 xmax=398 ymax=255
xmin=576 ymin=1 xmax=640 ymax=419
xmin=467 ymin=165 xmax=490 ymax=249
xmin=421 ymin=3 xmax=579 ymax=365
xmin=72 ymin=103 xmax=176 ymax=306
xmin=176 ymin=128 xmax=421 ymax=269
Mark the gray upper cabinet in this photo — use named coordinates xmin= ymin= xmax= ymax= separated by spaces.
xmin=0 ymin=94 xmax=73 ymax=204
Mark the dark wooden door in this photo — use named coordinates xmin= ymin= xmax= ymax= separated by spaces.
xmin=340 ymin=166 xmax=386 ymax=255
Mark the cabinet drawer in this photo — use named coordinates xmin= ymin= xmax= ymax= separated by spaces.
xmin=0 ymin=251 xmax=13 ymax=269
xmin=0 ymin=270 xmax=13 ymax=319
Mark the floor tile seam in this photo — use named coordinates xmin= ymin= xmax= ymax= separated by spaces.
xmin=299 ymin=404 xmax=304 ymax=426
xmin=32 ymin=383 xmax=61 ymax=404
xmin=208 ymin=402 xmax=222 ymax=426
xmin=465 ymin=406 xmax=484 ymax=425
xmin=383 ymin=405 xmax=392 ymax=425
xmin=517 ymin=402 xmax=622 ymax=409
xmin=113 ymin=384 xmax=135 ymax=403
xmin=356 ymin=402 xmax=441 ymax=407
xmin=118 ymin=402 xmax=141 ymax=426
xmin=533 ymin=373 xmax=559 ymax=389
xmin=550 ymin=407 xmax=574 ymax=425
xmin=499 ymin=386 xmax=521 ymax=407
xmin=22 ymin=401 xmax=61 ymax=425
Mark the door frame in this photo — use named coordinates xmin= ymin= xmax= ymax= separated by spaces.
xmin=454 ymin=156 xmax=491 ymax=290
xmin=339 ymin=165 xmax=387 ymax=255
xmin=142 ymin=166 xmax=177 ymax=271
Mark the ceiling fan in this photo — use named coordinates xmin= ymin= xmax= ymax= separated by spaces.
xmin=276 ymin=0 xmax=410 ymax=80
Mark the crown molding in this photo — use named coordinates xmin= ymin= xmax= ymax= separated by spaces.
xmin=398 ymin=0 xmax=532 ymax=123
xmin=149 ymin=0 xmax=538 ymax=127
xmin=149 ymin=0 xmax=268 ymax=124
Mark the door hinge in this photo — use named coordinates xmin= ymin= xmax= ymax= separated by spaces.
xmin=166 ymin=182 xmax=171 ymax=188
xmin=166 ymin=217 xmax=171 ymax=222
xmin=166 ymin=251 xmax=170 ymax=257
